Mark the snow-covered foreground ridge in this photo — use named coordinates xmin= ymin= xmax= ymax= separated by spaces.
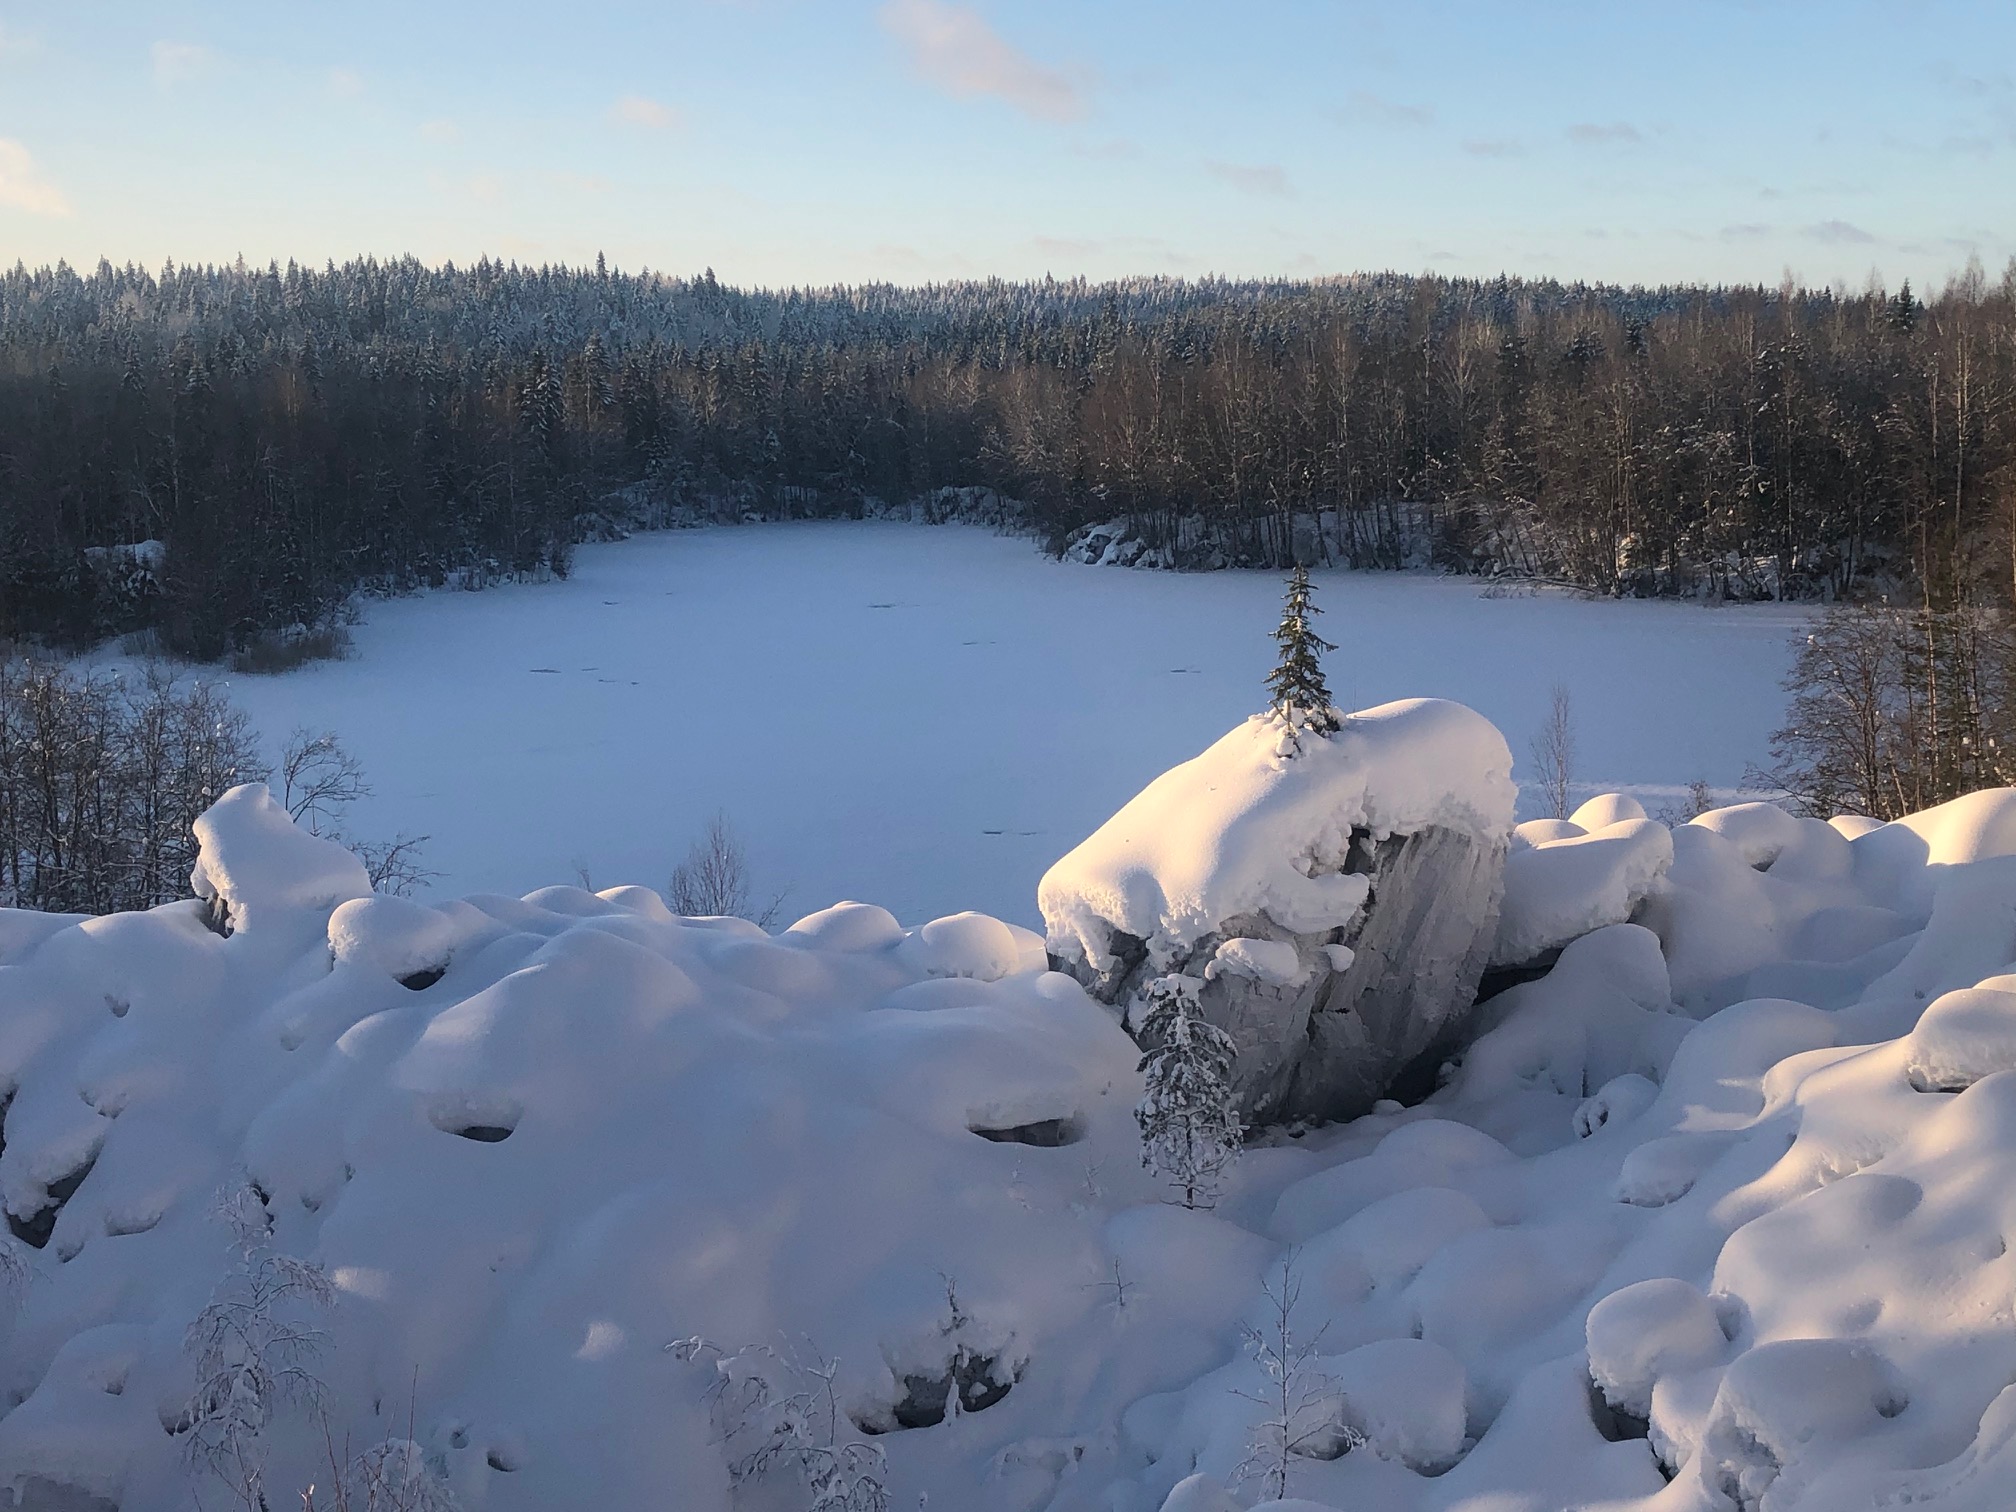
xmin=10 ymin=704 xmax=2016 ymax=1510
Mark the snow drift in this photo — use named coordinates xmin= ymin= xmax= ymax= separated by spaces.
xmin=12 ymin=711 xmax=2016 ymax=1511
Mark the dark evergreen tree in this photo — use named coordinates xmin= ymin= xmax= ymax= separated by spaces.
xmin=1266 ymin=564 xmax=1339 ymax=739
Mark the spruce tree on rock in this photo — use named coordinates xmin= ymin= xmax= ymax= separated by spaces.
xmin=1267 ymin=564 xmax=1339 ymax=744
xmin=1134 ymin=975 xmax=1243 ymax=1209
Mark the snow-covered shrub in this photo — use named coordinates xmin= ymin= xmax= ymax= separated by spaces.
xmin=667 ymin=811 xmax=785 ymax=925
xmin=181 ymin=1184 xmax=337 ymax=1511
xmin=669 ymin=1337 xmax=888 ymax=1512
xmin=303 ymin=1438 xmax=460 ymax=1512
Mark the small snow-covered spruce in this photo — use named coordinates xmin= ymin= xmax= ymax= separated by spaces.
xmin=1233 ymin=1252 xmax=1356 ymax=1501
xmin=668 ymin=1335 xmax=889 ymax=1512
xmin=1134 ymin=975 xmax=1243 ymax=1210
xmin=183 ymin=1182 xmax=338 ymax=1512
xmin=1266 ymin=563 xmax=1339 ymax=748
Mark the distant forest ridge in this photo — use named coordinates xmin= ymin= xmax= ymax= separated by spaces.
xmin=2 ymin=254 xmax=2013 ymax=657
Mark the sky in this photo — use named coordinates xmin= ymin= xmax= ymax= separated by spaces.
xmin=0 ymin=0 xmax=2010 ymax=292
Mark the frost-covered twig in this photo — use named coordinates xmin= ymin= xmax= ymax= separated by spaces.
xmin=668 ymin=1335 xmax=888 ymax=1512
xmin=182 ymin=1182 xmax=338 ymax=1512
xmin=298 ymin=1435 xmax=459 ymax=1512
xmin=1232 ymin=1253 xmax=1354 ymax=1500
xmin=1529 ymin=683 xmax=1577 ymax=819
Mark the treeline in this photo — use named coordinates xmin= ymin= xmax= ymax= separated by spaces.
xmin=0 ymin=659 xmax=426 ymax=913
xmin=3 ymin=255 xmax=2015 ymax=655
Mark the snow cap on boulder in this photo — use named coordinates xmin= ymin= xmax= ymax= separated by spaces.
xmin=1039 ymin=698 xmax=1515 ymax=973
xmin=190 ymin=783 xmax=372 ymax=934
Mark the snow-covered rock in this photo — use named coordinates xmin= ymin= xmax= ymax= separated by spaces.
xmin=1040 ymin=699 xmax=1515 ymax=1123
xmin=1494 ymin=812 xmax=1673 ymax=967
xmin=189 ymin=782 xmax=372 ymax=935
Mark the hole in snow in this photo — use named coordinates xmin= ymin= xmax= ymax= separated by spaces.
xmin=969 ymin=1117 xmax=1084 ymax=1148
xmin=486 ymin=1449 xmax=519 ymax=1473
xmin=6 ymin=1153 xmax=99 ymax=1251
xmin=398 ymin=964 xmax=446 ymax=991
xmin=428 ymin=1097 xmax=522 ymax=1144
xmin=104 ymin=994 xmax=129 ymax=1019
xmin=861 ymin=1352 xmax=1021 ymax=1433
xmin=1586 ymin=1376 xmax=1647 ymax=1443
xmin=1906 ymin=1066 xmax=1970 ymax=1094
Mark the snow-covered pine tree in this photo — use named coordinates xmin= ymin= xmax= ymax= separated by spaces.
xmin=1267 ymin=564 xmax=1339 ymax=744
xmin=1134 ymin=975 xmax=1242 ymax=1209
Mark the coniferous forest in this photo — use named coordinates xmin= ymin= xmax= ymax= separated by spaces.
xmin=3 ymin=254 xmax=2015 ymax=658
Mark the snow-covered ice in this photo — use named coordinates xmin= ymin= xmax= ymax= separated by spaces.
xmin=187 ymin=521 xmax=1807 ymax=927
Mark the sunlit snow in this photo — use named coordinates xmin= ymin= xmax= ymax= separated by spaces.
xmin=211 ymin=522 xmax=1808 ymax=925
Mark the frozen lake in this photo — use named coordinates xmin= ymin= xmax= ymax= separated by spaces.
xmin=217 ymin=521 xmax=1811 ymax=928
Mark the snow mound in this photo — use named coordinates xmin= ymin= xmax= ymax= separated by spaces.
xmin=0 ymin=801 xmax=1144 ymax=1512
xmin=189 ymin=783 xmax=372 ymax=933
xmin=1494 ymin=814 xmax=1672 ymax=966
xmin=1586 ymin=1277 xmax=1727 ymax=1419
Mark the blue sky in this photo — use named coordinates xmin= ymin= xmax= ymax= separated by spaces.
xmin=0 ymin=0 xmax=2010 ymax=290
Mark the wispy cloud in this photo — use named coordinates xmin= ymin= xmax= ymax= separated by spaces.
xmin=0 ymin=139 xmax=72 ymax=217
xmin=1566 ymin=121 xmax=1642 ymax=145
xmin=327 ymin=66 xmax=365 ymax=99
xmin=1339 ymin=89 xmax=1434 ymax=128
xmin=1462 ymin=137 xmax=1524 ymax=158
xmin=152 ymin=40 xmax=218 ymax=86
xmin=1068 ymin=136 xmax=1140 ymax=161
xmin=1805 ymin=219 xmax=1876 ymax=244
xmin=1718 ymin=223 xmax=1773 ymax=241
xmin=420 ymin=119 xmax=462 ymax=144
xmin=0 ymin=24 xmax=40 ymax=58
xmin=610 ymin=94 xmax=683 ymax=129
xmin=1204 ymin=159 xmax=1292 ymax=197
xmin=879 ymin=0 xmax=1085 ymax=123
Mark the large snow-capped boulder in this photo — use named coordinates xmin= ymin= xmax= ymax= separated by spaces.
xmin=1039 ymin=699 xmax=1516 ymax=1125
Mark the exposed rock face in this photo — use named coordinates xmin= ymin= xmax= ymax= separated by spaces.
xmin=1063 ymin=824 xmax=1506 ymax=1125
xmin=1039 ymin=699 xmax=1516 ymax=1126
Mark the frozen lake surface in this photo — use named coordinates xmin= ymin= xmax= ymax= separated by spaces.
xmin=218 ymin=521 xmax=1810 ymax=927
